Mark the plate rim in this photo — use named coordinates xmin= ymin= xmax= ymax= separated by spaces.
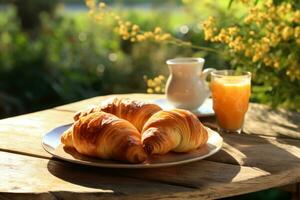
xmin=42 ymin=124 xmax=223 ymax=169
xmin=152 ymin=98 xmax=215 ymax=117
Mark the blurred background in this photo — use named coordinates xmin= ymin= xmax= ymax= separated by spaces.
xmin=0 ymin=0 xmax=231 ymax=118
xmin=0 ymin=0 xmax=299 ymax=122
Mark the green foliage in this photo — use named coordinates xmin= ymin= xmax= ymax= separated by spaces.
xmin=13 ymin=0 xmax=59 ymax=30
xmin=0 ymin=7 xmax=124 ymax=117
xmin=0 ymin=5 xmax=224 ymax=118
xmin=202 ymin=0 xmax=300 ymax=111
xmin=0 ymin=0 xmax=299 ymax=118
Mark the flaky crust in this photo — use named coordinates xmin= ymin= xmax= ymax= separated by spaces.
xmin=141 ymin=109 xmax=208 ymax=155
xmin=61 ymin=112 xmax=147 ymax=163
xmin=74 ymin=97 xmax=162 ymax=131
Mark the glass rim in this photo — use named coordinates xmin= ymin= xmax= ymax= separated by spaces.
xmin=211 ymin=70 xmax=251 ymax=78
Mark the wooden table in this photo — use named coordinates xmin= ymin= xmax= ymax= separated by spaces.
xmin=1 ymin=93 xmax=300 ymax=199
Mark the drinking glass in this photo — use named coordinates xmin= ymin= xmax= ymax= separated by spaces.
xmin=211 ymin=70 xmax=251 ymax=134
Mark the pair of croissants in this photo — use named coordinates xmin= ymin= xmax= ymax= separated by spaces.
xmin=61 ymin=97 xmax=208 ymax=163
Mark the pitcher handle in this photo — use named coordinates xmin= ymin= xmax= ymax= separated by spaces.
xmin=201 ymin=68 xmax=216 ymax=98
xmin=201 ymin=68 xmax=216 ymax=81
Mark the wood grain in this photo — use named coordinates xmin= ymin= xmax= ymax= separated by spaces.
xmin=0 ymin=151 xmax=196 ymax=199
xmin=244 ymin=104 xmax=300 ymax=139
xmin=121 ymin=161 xmax=300 ymax=199
xmin=0 ymin=109 xmax=73 ymax=158
xmin=0 ymin=151 xmax=298 ymax=199
xmin=0 ymin=93 xmax=300 ymax=199
xmin=207 ymin=133 xmax=300 ymax=173
xmin=0 ymin=151 xmax=270 ymax=199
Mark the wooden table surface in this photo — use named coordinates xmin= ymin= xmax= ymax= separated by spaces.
xmin=1 ymin=93 xmax=300 ymax=199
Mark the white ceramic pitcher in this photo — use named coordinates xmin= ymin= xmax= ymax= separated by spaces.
xmin=165 ymin=57 xmax=215 ymax=111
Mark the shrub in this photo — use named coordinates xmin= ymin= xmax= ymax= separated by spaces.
xmin=86 ymin=0 xmax=300 ymax=111
xmin=0 ymin=4 xmax=225 ymax=117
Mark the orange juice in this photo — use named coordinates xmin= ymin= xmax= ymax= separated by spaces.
xmin=211 ymin=75 xmax=251 ymax=131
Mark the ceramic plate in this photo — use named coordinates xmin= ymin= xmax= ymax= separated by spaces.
xmin=42 ymin=124 xmax=223 ymax=168
xmin=153 ymin=98 xmax=214 ymax=117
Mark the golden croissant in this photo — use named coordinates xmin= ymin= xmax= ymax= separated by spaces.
xmin=141 ymin=109 xmax=208 ymax=155
xmin=73 ymin=97 xmax=162 ymax=131
xmin=61 ymin=112 xmax=147 ymax=163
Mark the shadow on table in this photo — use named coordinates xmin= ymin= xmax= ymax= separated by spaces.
xmin=47 ymin=149 xmax=241 ymax=190
xmin=206 ymin=131 xmax=300 ymax=174
xmin=246 ymin=104 xmax=300 ymax=139
xmin=197 ymin=110 xmax=300 ymax=200
xmin=202 ymin=114 xmax=300 ymax=174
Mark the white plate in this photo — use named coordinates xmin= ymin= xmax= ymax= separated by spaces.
xmin=153 ymin=98 xmax=214 ymax=117
xmin=42 ymin=124 xmax=223 ymax=168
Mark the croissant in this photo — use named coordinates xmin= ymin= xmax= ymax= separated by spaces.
xmin=73 ymin=97 xmax=162 ymax=131
xmin=141 ymin=109 xmax=208 ymax=155
xmin=61 ymin=112 xmax=147 ymax=163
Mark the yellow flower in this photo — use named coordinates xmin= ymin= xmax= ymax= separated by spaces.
xmin=154 ymin=27 xmax=162 ymax=34
xmin=286 ymin=62 xmax=300 ymax=81
xmin=158 ymin=75 xmax=165 ymax=80
xmin=99 ymin=2 xmax=106 ymax=9
xmin=245 ymin=49 xmax=252 ymax=57
xmin=228 ymin=27 xmax=239 ymax=36
xmin=144 ymin=32 xmax=154 ymax=38
xmin=264 ymin=0 xmax=273 ymax=8
xmin=202 ymin=17 xmax=216 ymax=40
xmin=261 ymin=37 xmax=270 ymax=43
xmin=132 ymin=25 xmax=140 ymax=32
xmin=293 ymin=11 xmax=300 ymax=23
xmin=269 ymin=33 xmax=280 ymax=47
xmin=247 ymin=38 xmax=253 ymax=44
xmin=155 ymin=86 xmax=161 ymax=93
xmin=125 ymin=21 xmax=132 ymax=27
xmin=154 ymin=77 xmax=161 ymax=84
xmin=147 ymin=79 xmax=155 ymax=87
xmin=260 ymin=44 xmax=270 ymax=53
xmin=154 ymin=35 xmax=161 ymax=41
xmin=294 ymin=27 xmax=300 ymax=38
xmin=136 ymin=34 xmax=146 ymax=42
xmin=160 ymin=33 xmax=171 ymax=41
xmin=281 ymin=26 xmax=294 ymax=41
xmin=278 ymin=3 xmax=292 ymax=15
xmin=147 ymin=88 xmax=154 ymax=94
xmin=204 ymin=29 xmax=214 ymax=40
xmin=274 ymin=61 xmax=280 ymax=69
xmin=263 ymin=56 xmax=273 ymax=66
xmin=88 ymin=10 xmax=94 ymax=17
xmin=252 ymin=54 xmax=260 ymax=62
xmin=85 ymin=0 xmax=95 ymax=9
xmin=131 ymin=31 xmax=137 ymax=36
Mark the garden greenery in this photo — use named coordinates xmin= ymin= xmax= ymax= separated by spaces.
xmin=0 ymin=0 xmax=299 ymax=118
xmin=86 ymin=0 xmax=300 ymax=111
xmin=0 ymin=4 xmax=200 ymax=117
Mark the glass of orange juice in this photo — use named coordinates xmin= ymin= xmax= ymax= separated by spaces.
xmin=211 ymin=70 xmax=251 ymax=134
